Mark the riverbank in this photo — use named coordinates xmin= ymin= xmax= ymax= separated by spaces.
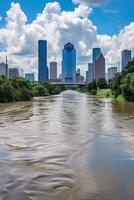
xmin=96 ymin=89 xmax=125 ymax=102
xmin=0 ymin=76 xmax=65 ymax=103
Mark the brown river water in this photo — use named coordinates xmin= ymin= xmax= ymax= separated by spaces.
xmin=0 ymin=90 xmax=134 ymax=200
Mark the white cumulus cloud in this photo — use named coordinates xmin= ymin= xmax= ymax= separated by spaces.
xmin=0 ymin=1 xmax=134 ymax=79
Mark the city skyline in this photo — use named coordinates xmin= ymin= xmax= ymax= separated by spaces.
xmin=0 ymin=41 xmax=133 ymax=83
xmin=0 ymin=0 xmax=134 ymax=79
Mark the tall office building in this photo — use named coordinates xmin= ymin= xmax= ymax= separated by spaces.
xmin=50 ymin=62 xmax=57 ymax=81
xmin=121 ymin=49 xmax=131 ymax=71
xmin=93 ymin=48 xmax=101 ymax=62
xmin=38 ymin=40 xmax=48 ymax=82
xmin=0 ymin=61 xmax=8 ymax=77
xmin=86 ymin=71 xmax=88 ymax=82
xmin=76 ymin=68 xmax=84 ymax=83
xmin=87 ymin=63 xmax=93 ymax=82
xmin=9 ymin=68 xmax=19 ymax=77
xmin=93 ymin=48 xmax=105 ymax=79
xmin=62 ymin=42 xmax=76 ymax=83
xmin=108 ymin=67 xmax=117 ymax=80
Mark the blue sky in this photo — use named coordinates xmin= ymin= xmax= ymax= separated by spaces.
xmin=0 ymin=0 xmax=134 ymax=35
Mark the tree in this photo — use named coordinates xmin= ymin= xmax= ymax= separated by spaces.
xmin=120 ymin=73 xmax=134 ymax=101
xmin=111 ymin=73 xmax=122 ymax=97
xmin=97 ymin=78 xmax=107 ymax=89
xmin=87 ymin=79 xmax=97 ymax=92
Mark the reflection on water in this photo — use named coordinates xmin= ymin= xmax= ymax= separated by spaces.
xmin=0 ymin=90 xmax=134 ymax=200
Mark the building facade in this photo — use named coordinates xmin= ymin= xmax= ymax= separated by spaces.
xmin=25 ymin=73 xmax=34 ymax=82
xmin=50 ymin=62 xmax=57 ymax=81
xmin=0 ymin=62 xmax=8 ymax=77
xmin=87 ymin=63 xmax=93 ymax=82
xmin=93 ymin=49 xmax=105 ymax=79
xmin=108 ymin=67 xmax=117 ymax=80
xmin=121 ymin=49 xmax=131 ymax=71
xmin=9 ymin=68 xmax=19 ymax=77
xmin=38 ymin=40 xmax=48 ymax=82
xmin=62 ymin=42 xmax=76 ymax=83
xmin=76 ymin=68 xmax=84 ymax=83
xmin=93 ymin=48 xmax=101 ymax=62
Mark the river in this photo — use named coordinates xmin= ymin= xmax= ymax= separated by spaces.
xmin=0 ymin=90 xmax=134 ymax=200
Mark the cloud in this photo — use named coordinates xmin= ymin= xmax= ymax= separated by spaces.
xmin=96 ymin=23 xmax=134 ymax=69
xmin=0 ymin=1 xmax=134 ymax=79
xmin=72 ymin=0 xmax=106 ymax=5
xmin=0 ymin=2 xmax=97 ymax=77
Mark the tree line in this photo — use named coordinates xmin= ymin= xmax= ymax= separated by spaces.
xmin=78 ymin=60 xmax=134 ymax=102
xmin=0 ymin=76 xmax=65 ymax=103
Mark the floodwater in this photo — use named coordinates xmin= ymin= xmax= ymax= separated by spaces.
xmin=0 ymin=90 xmax=134 ymax=200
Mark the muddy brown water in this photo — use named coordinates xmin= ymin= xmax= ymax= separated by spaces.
xmin=0 ymin=90 xmax=134 ymax=200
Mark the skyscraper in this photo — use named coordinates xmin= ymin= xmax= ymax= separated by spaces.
xmin=76 ymin=68 xmax=84 ymax=83
xmin=50 ymin=62 xmax=57 ymax=81
xmin=93 ymin=48 xmax=101 ymax=62
xmin=108 ymin=67 xmax=117 ymax=80
xmin=38 ymin=40 xmax=48 ymax=82
xmin=121 ymin=49 xmax=131 ymax=71
xmin=93 ymin=48 xmax=105 ymax=79
xmin=9 ymin=68 xmax=19 ymax=77
xmin=0 ymin=58 xmax=8 ymax=77
xmin=62 ymin=42 xmax=76 ymax=83
xmin=87 ymin=63 xmax=93 ymax=82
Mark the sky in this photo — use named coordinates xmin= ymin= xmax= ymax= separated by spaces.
xmin=0 ymin=0 xmax=134 ymax=77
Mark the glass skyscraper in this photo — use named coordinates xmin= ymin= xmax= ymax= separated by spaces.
xmin=38 ymin=40 xmax=48 ymax=82
xmin=50 ymin=62 xmax=57 ymax=81
xmin=121 ymin=49 xmax=131 ymax=71
xmin=93 ymin=48 xmax=105 ymax=79
xmin=62 ymin=42 xmax=76 ymax=83
xmin=87 ymin=63 xmax=93 ymax=82
xmin=93 ymin=48 xmax=101 ymax=62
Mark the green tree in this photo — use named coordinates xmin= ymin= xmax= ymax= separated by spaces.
xmin=97 ymin=78 xmax=107 ymax=89
xmin=111 ymin=73 xmax=122 ymax=97
xmin=121 ymin=73 xmax=134 ymax=101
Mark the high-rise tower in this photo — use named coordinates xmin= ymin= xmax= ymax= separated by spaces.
xmin=121 ymin=49 xmax=131 ymax=71
xmin=62 ymin=42 xmax=76 ymax=83
xmin=38 ymin=40 xmax=48 ymax=82
xmin=93 ymin=48 xmax=105 ymax=79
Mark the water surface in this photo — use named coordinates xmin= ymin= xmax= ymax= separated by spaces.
xmin=0 ymin=90 xmax=134 ymax=200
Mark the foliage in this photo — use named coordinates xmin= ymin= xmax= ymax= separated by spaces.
xmin=97 ymin=78 xmax=107 ymax=89
xmin=32 ymin=82 xmax=65 ymax=97
xmin=87 ymin=79 xmax=97 ymax=92
xmin=90 ymin=89 xmax=97 ymax=95
xmin=0 ymin=77 xmax=33 ymax=103
xmin=0 ymin=77 xmax=65 ymax=103
xmin=97 ymin=89 xmax=114 ymax=98
xmin=111 ymin=73 xmax=122 ymax=98
xmin=77 ymin=84 xmax=87 ymax=93
xmin=120 ymin=73 xmax=134 ymax=101
xmin=111 ymin=61 xmax=134 ymax=101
